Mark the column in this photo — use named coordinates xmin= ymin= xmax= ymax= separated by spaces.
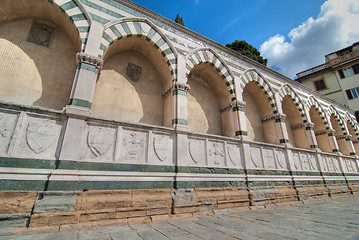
xmin=231 ymin=100 xmax=250 ymax=140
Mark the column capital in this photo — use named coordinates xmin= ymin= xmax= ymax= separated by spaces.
xmin=76 ymin=52 xmax=103 ymax=69
xmin=261 ymin=112 xmax=286 ymax=123
xmin=162 ymin=82 xmax=191 ymax=99
xmin=232 ymin=100 xmax=246 ymax=108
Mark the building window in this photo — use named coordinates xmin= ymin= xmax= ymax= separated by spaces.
xmin=346 ymin=87 xmax=359 ymax=100
xmin=314 ymin=79 xmax=326 ymax=91
xmin=339 ymin=64 xmax=359 ymax=78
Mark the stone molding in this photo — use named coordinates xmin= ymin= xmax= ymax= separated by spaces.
xmin=76 ymin=52 xmax=103 ymax=69
xmin=219 ymin=100 xmax=246 ymax=113
xmin=336 ymin=134 xmax=352 ymax=141
xmin=291 ymin=122 xmax=314 ymax=131
xmin=261 ymin=113 xmax=286 ymax=123
xmin=315 ymin=129 xmax=335 ymax=136
xmin=162 ymin=82 xmax=191 ymax=99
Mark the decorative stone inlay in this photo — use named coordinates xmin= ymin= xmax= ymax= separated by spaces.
xmin=26 ymin=120 xmax=59 ymax=154
xmin=76 ymin=52 xmax=104 ymax=69
xmin=87 ymin=126 xmax=115 ymax=157
xmin=261 ymin=113 xmax=286 ymax=123
xmin=189 ymin=139 xmax=205 ymax=164
xmin=162 ymin=82 xmax=191 ymax=99
xmin=27 ymin=21 xmax=53 ymax=47
xmin=153 ymin=135 xmax=173 ymax=162
xmin=126 ymin=63 xmax=142 ymax=82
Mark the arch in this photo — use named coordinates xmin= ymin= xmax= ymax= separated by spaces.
xmin=344 ymin=112 xmax=359 ymax=137
xmin=240 ymin=69 xmax=277 ymax=113
xmin=0 ymin=0 xmax=90 ymax=51
xmin=278 ymin=84 xmax=307 ymax=123
xmin=327 ymin=105 xmax=347 ymax=134
xmin=53 ymin=0 xmax=91 ymax=51
xmin=185 ymin=48 xmax=236 ymax=101
xmin=100 ymin=18 xmax=177 ymax=82
xmin=0 ymin=0 xmax=84 ymax=109
xmin=306 ymin=96 xmax=330 ymax=129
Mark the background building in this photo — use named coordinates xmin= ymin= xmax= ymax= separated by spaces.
xmin=296 ymin=42 xmax=359 ymax=121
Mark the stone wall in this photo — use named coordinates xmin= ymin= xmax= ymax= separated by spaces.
xmin=0 ymin=0 xmax=359 ymax=230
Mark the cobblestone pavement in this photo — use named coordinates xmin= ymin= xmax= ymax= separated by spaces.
xmin=3 ymin=197 xmax=359 ymax=240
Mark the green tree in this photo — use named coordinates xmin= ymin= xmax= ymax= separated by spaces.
xmin=175 ymin=13 xmax=185 ymax=26
xmin=226 ymin=40 xmax=267 ymax=66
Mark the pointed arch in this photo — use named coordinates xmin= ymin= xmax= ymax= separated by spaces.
xmin=327 ymin=105 xmax=348 ymax=134
xmin=50 ymin=0 xmax=91 ymax=51
xmin=345 ymin=112 xmax=359 ymax=137
xmin=278 ymin=84 xmax=307 ymax=122
xmin=185 ymin=48 xmax=236 ymax=101
xmin=240 ymin=69 xmax=277 ymax=113
xmin=306 ymin=96 xmax=330 ymax=129
xmin=100 ymin=18 xmax=178 ymax=82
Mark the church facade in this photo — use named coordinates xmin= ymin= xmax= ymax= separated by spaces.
xmin=1 ymin=0 xmax=358 ymax=228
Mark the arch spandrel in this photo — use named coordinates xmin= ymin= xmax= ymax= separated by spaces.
xmin=100 ymin=18 xmax=178 ymax=83
xmin=185 ymin=48 xmax=236 ymax=101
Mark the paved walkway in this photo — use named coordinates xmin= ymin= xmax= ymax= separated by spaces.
xmin=4 ymin=197 xmax=359 ymax=240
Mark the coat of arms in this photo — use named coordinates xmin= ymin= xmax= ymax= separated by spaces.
xmin=26 ymin=120 xmax=59 ymax=154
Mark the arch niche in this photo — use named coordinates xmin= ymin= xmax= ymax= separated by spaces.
xmin=279 ymin=85 xmax=310 ymax=149
xmin=346 ymin=119 xmax=359 ymax=154
xmin=92 ymin=19 xmax=176 ymax=127
xmin=0 ymin=0 xmax=87 ymax=110
xmin=307 ymin=97 xmax=332 ymax=153
xmin=328 ymin=106 xmax=351 ymax=155
xmin=185 ymin=48 xmax=235 ymax=137
xmin=241 ymin=69 xmax=280 ymax=144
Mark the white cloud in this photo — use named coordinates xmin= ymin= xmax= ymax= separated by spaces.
xmin=260 ymin=0 xmax=359 ymax=79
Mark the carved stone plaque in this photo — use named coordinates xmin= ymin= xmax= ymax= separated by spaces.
xmin=120 ymin=130 xmax=146 ymax=163
xmin=275 ymin=150 xmax=286 ymax=169
xmin=308 ymin=154 xmax=317 ymax=171
xmin=0 ymin=113 xmax=17 ymax=154
xmin=301 ymin=153 xmax=310 ymax=171
xmin=126 ymin=63 xmax=142 ymax=82
xmin=263 ymin=148 xmax=275 ymax=169
xmin=227 ymin=144 xmax=241 ymax=167
xmin=208 ymin=142 xmax=224 ymax=167
xmin=292 ymin=152 xmax=301 ymax=170
xmin=26 ymin=120 xmax=59 ymax=154
xmin=250 ymin=146 xmax=262 ymax=168
xmin=189 ymin=139 xmax=205 ymax=164
xmin=87 ymin=126 xmax=115 ymax=157
xmin=153 ymin=135 xmax=173 ymax=163
xmin=27 ymin=21 xmax=53 ymax=47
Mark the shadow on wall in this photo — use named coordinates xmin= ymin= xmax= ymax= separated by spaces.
xmin=0 ymin=19 xmax=77 ymax=110
xmin=92 ymin=51 xmax=164 ymax=126
xmin=187 ymin=72 xmax=221 ymax=135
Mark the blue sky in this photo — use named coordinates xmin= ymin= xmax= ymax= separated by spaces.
xmin=131 ymin=0 xmax=359 ymax=79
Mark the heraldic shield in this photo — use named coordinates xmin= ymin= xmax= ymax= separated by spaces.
xmin=26 ymin=120 xmax=59 ymax=154
xmin=87 ymin=127 xmax=113 ymax=157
